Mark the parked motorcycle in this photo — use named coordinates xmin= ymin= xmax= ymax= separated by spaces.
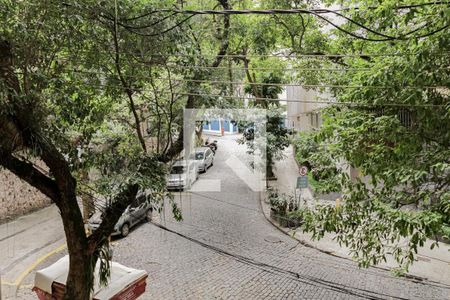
xmin=204 ymin=138 xmax=218 ymax=153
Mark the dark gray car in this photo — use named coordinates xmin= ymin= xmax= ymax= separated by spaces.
xmin=88 ymin=191 xmax=153 ymax=237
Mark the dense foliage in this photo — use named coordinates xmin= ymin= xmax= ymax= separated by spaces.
xmin=0 ymin=0 xmax=233 ymax=297
xmin=294 ymin=131 xmax=340 ymax=193
xmin=0 ymin=0 xmax=448 ymax=296
xmin=296 ymin=0 xmax=450 ymax=272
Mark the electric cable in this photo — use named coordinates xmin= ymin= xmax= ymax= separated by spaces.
xmin=150 ymin=221 xmax=415 ymax=300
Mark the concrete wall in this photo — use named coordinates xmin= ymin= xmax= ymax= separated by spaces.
xmin=0 ymin=168 xmax=51 ymax=222
xmin=203 ymin=119 xmax=239 ymax=135
xmin=286 ymin=86 xmax=365 ymax=182
xmin=286 ymin=86 xmax=329 ymax=132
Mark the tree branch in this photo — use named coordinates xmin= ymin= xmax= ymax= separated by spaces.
xmin=160 ymin=0 xmax=232 ymax=162
xmin=0 ymin=152 xmax=60 ymax=202
xmin=112 ymin=3 xmax=147 ymax=153
xmin=87 ymin=184 xmax=138 ymax=252
xmin=211 ymin=0 xmax=231 ymax=68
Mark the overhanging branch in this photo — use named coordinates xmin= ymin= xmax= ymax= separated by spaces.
xmin=0 ymin=151 xmax=60 ymax=203
xmin=87 ymin=183 xmax=138 ymax=252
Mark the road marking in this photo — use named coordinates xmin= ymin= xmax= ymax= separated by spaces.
xmin=0 ymin=216 xmax=56 ymax=243
xmin=11 ymin=243 xmax=66 ymax=287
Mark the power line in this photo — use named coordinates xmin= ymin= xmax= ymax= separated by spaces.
xmin=164 ymin=64 xmax=370 ymax=72
xmin=150 ymin=222 xmax=411 ymax=300
xmin=150 ymin=52 xmax=449 ymax=58
xmin=337 ymin=1 xmax=450 ymax=12
xmin=36 ymin=45 xmax=450 ymax=58
xmin=42 ymin=80 xmax=448 ymax=108
xmin=156 ymin=217 xmax=419 ymax=283
xmin=38 ymin=78 xmax=447 ymax=108
xmin=153 ymin=77 xmax=442 ymax=90
xmin=85 ymin=1 xmax=445 ymax=43
xmin=175 ymin=92 xmax=448 ymax=108
xmin=115 ymin=7 xmax=450 ymax=42
xmin=31 ymin=68 xmax=444 ymax=90
xmin=56 ymin=63 xmax=371 ymax=72
xmin=28 ymin=57 xmax=350 ymax=74
xmin=189 ymin=191 xmax=260 ymax=213
xmin=43 ymin=53 xmax=450 ymax=79
xmin=128 ymin=2 xmax=450 ymax=19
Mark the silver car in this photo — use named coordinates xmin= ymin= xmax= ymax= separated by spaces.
xmin=166 ymin=160 xmax=198 ymax=190
xmin=193 ymin=147 xmax=214 ymax=172
xmin=88 ymin=191 xmax=153 ymax=237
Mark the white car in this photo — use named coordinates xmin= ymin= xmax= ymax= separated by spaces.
xmin=166 ymin=160 xmax=198 ymax=191
xmin=193 ymin=147 xmax=214 ymax=172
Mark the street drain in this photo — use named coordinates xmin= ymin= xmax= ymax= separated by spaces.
xmin=264 ymin=235 xmax=282 ymax=243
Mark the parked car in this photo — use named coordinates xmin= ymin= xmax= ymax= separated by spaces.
xmin=166 ymin=160 xmax=198 ymax=191
xmin=87 ymin=191 xmax=153 ymax=237
xmin=193 ymin=147 xmax=214 ymax=172
xmin=204 ymin=138 xmax=218 ymax=153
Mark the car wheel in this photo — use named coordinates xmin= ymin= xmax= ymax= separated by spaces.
xmin=146 ymin=209 xmax=153 ymax=222
xmin=120 ymin=223 xmax=130 ymax=237
xmin=211 ymin=160 xmax=214 ymax=166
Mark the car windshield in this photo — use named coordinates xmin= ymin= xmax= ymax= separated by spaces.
xmin=195 ymin=152 xmax=204 ymax=160
xmin=171 ymin=166 xmax=185 ymax=174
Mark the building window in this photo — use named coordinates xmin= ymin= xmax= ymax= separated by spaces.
xmin=309 ymin=112 xmax=320 ymax=128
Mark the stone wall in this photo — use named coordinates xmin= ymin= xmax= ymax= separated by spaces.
xmin=0 ymin=168 xmax=52 ymax=222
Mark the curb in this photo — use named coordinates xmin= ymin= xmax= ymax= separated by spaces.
xmin=257 ymin=191 xmax=439 ymax=285
xmin=258 ymin=191 xmax=356 ymax=261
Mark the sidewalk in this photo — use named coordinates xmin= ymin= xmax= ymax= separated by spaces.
xmin=0 ymin=205 xmax=66 ymax=298
xmin=266 ymin=145 xmax=450 ymax=285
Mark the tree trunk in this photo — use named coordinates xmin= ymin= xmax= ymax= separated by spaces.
xmin=195 ymin=124 xmax=203 ymax=146
xmin=81 ymin=169 xmax=94 ymax=223
xmin=64 ymin=243 xmax=92 ymax=300
xmin=267 ymin=164 xmax=275 ymax=179
xmin=161 ymin=0 xmax=231 ymax=162
xmin=50 ymin=163 xmax=93 ymax=299
xmin=1 ymin=39 xmax=94 ymax=299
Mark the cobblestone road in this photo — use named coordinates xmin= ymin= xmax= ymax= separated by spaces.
xmin=111 ymin=135 xmax=450 ymax=300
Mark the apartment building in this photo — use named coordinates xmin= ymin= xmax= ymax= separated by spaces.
xmin=286 ymin=86 xmax=330 ymax=132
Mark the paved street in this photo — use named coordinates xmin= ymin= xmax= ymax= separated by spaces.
xmin=0 ymin=205 xmax=65 ymax=299
xmin=3 ymin=135 xmax=450 ymax=299
xmin=111 ymin=135 xmax=449 ymax=299
xmin=269 ymin=145 xmax=450 ymax=285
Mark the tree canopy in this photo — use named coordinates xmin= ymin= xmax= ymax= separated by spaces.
xmin=0 ymin=0 xmax=448 ymax=297
xmin=296 ymin=0 xmax=450 ymax=272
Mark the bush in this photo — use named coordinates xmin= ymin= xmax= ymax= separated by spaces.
xmin=267 ymin=189 xmax=304 ymax=228
xmin=294 ymin=132 xmax=317 ymax=169
xmin=268 ymin=188 xmax=298 ymax=216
